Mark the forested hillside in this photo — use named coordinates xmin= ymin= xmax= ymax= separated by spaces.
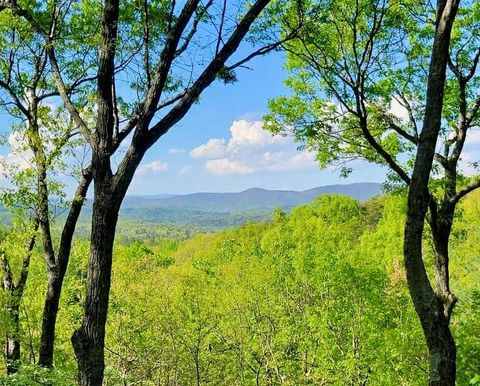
xmin=1 ymin=193 xmax=479 ymax=385
xmin=69 ymin=184 xmax=383 ymax=241
xmin=0 ymin=0 xmax=479 ymax=384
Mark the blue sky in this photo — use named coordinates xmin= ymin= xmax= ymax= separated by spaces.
xmin=1 ymin=49 xmax=478 ymax=196
xmin=125 ymin=51 xmax=387 ymax=195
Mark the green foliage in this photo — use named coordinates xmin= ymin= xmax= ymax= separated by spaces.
xmin=1 ymin=193 xmax=479 ymax=384
xmin=266 ymin=0 xmax=480 ymax=187
xmin=0 ymin=365 xmax=76 ymax=386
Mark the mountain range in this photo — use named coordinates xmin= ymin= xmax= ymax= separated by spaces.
xmin=121 ymin=182 xmax=383 ymax=213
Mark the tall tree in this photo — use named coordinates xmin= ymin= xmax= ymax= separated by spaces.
xmin=0 ymin=5 xmax=92 ymax=369
xmin=0 ymin=220 xmax=37 ymax=374
xmin=403 ymin=1 xmax=460 ymax=384
xmin=3 ymin=0 xmax=301 ymax=383
xmin=267 ymin=0 xmax=479 ymax=383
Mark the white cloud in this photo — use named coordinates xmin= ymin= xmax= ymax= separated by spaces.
xmin=226 ymin=120 xmax=287 ymax=153
xmin=190 ymin=138 xmax=227 ymax=159
xmin=264 ymin=151 xmax=317 ymax=172
xmin=168 ymin=148 xmax=186 ymax=155
xmin=9 ymin=131 xmax=28 ymax=152
xmin=138 ymin=161 xmax=169 ymax=175
xmin=466 ymin=128 xmax=480 ymax=145
xmin=0 ymin=132 xmax=34 ymax=176
xmin=389 ymin=98 xmax=409 ymax=121
xmin=206 ymin=158 xmax=254 ymax=176
xmin=190 ymin=120 xmax=316 ymax=176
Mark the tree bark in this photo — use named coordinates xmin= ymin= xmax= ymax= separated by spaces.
xmin=65 ymin=0 xmax=272 ymax=382
xmin=403 ymin=1 xmax=459 ymax=385
xmin=71 ymin=177 xmax=121 ymax=386
xmin=38 ymin=171 xmax=91 ymax=368
xmin=38 ymin=268 xmax=65 ymax=367
xmin=430 ymin=202 xmax=457 ymax=321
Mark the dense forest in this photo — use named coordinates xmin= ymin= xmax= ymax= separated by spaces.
xmin=0 ymin=0 xmax=479 ymax=385
xmin=0 ymin=192 xmax=479 ymax=385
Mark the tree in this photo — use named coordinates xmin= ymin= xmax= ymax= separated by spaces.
xmin=0 ymin=220 xmax=37 ymax=374
xmin=0 ymin=7 xmax=92 ymax=370
xmin=1 ymin=0 xmax=301 ymax=383
xmin=266 ymin=0 xmax=479 ymax=383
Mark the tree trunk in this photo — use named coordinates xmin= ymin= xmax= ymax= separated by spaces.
xmin=38 ymin=172 xmax=91 ymax=368
xmin=38 ymin=268 xmax=63 ymax=367
xmin=431 ymin=213 xmax=457 ymax=321
xmin=71 ymin=179 xmax=120 ymax=386
xmin=405 ymin=204 xmax=457 ymax=385
xmin=404 ymin=1 xmax=459 ymax=385
xmin=5 ymin=305 xmax=20 ymax=375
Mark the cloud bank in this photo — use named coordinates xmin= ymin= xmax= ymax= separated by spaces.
xmin=190 ymin=120 xmax=317 ymax=176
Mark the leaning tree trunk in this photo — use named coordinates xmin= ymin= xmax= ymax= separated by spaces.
xmin=405 ymin=206 xmax=457 ymax=385
xmin=71 ymin=177 xmax=121 ymax=386
xmin=38 ymin=173 xmax=91 ymax=368
xmin=404 ymin=1 xmax=459 ymax=385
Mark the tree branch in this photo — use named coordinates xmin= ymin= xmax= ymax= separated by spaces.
xmin=1 ymin=249 xmax=14 ymax=292
xmin=0 ymin=79 xmax=31 ymax=119
xmin=148 ymin=0 xmax=272 ymax=144
xmin=450 ymin=179 xmax=480 ymax=204
xmin=175 ymin=0 xmax=214 ymax=58
xmin=465 ymin=47 xmax=480 ymax=82
xmin=5 ymin=0 xmax=94 ymax=145
xmin=113 ymin=0 xmax=272 ymax=193
xmin=95 ymin=0 xmax=120 ymax=152
xmin=138 ymin=0 xmax=201 ymax=126
xmin=396 ymin=93 xmax=419 ymax=138
xmin=16 ymin=219 xmax=39 ymax=296
xmin=57 ymin=167 xmax=92 ymax=270
xmin=386 ymin=119 xmax=418 ymax=145
xmin=225 ymin=26 xmax=303 ymax=72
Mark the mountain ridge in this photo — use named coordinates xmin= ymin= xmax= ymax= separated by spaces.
xmin=121 ymin=182 xmax=382 ymax=213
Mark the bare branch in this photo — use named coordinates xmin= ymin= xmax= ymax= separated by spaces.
xmin=450 ymin=179 xmax=480 ymax=204
xmin=57 ymin=167 xmax=92 ymax=269
xmin=176 ymin=0 xmax=214 ymax=58
xmin=95 ymin=0 xmax=120 ymax=152
xmin=386 ymin=118 xmax=418 ymax=145
xmin=215 ymin=0 xmax=227 ymax=55
xmin=113 ymin=0 xmax=272 ymax=193
xmin=156 ymin=91 xmax=187 ymax=111
xmin=434 ymin=153 xmax=449 ymax=169
xmin=142 ymin=0 xmax=151 ymax=89
xmin=148 ymin=0 xmax=272 ymax=143
xmin=139 ymin=0 xmax=201 ymax=125
xmin=48 ymin=45 xmax=93 ymax=145
xmin=465 ymin=47 xmax=480 ymax=82
xmin=38 ymin=74 xmax=98 ymax=101
xmin=358 ymin=115 xmax=411 ymax=185
xmin=396 ymin=94 xmax=419 ymax=138
xmin=226 ymin=25 xmax=303 ymax=72
xmin=0 ymin=79 xmax=31 ymax=119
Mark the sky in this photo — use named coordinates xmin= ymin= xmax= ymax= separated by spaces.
xmin=124 ymin=51 xmax=388 ymax=195
xmin=0 ymin=50 xmax=387 ymax=197
xmin=3 ymin=49 xmax=478 ymax=196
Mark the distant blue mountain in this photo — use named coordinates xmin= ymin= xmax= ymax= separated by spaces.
xmin=121 ymin=183 xmax=382 ymax=213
